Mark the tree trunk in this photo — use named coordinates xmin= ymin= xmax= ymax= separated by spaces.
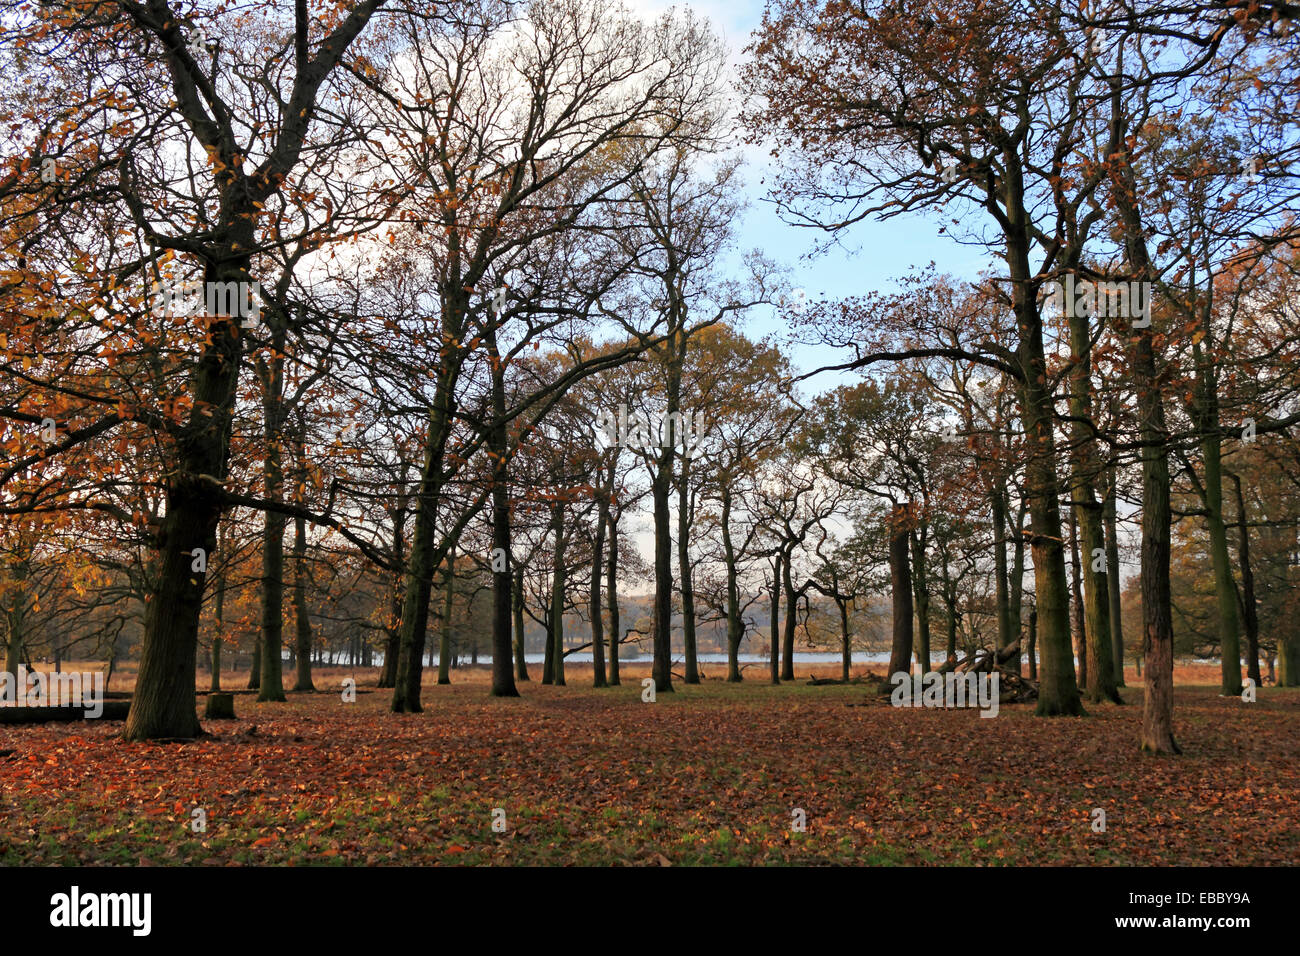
xmin=939 ymin=546 xmax=958 ymax=665
xmin=210 ymin=637 xmax=222 ymax=693
xmin=377 ymin=493 xmax=407 ymax=689
xmin=1197 ymin=405 xmax=1243 ymax=695
xmin=1112 ymin=105 xmax=1178 ymax=751
xmin=1066 ymin=299 xmax=1119 ymax=702
xmin=257 ymin=347 xmax=288 ymax=703
xmin=910 ymin=523 xmax=931 ymax=673
xmin=391 ymin=421 xmax=442 ymax=712
xmin=991 ymin=489 xmax=1012 ymax=663
xmin=769 ymin=556 xmax=781 ymax=685
xmin=839 ymin=597 xmax=851 ymax=682
xmin=607 ymin=515 xmax=621 ymax=686
xmin=1135 ymin=352 xmax=1179 ymax=753
xmin=591 ymin=491 xmax=608 ymax=688
xmin=781 ymin=550 xmax=796 ymax=682
xmin=651 ymin=461 xmax=674 ymax=694
xmin=542 ymin=584 xmax=554 ymax=685
xmin=1017 ymin=362 xmax=1081 ymax=716
xmin=1009 ymin=499 xmax=1026 ymax=676
xmin=1026 ymin=609 xmax=1038 ymax=680
xmin=3 ymin=547 xmax=29 ymax=678
xmin=1068 ymin=508 xmax=1088 ymax=692
xmin=126 ymin=444 xmax=226 ymax=736
xmin=392 ymin=304 xmax=463 ymax=712
xmin=121 ymin=0 xmax=388 ymax=736
xmin=1105 ymin=461 xmax=1125 ymax=686
xmin=1016 ymin=351 xmax=1081 ymax=715
xmin=550 ymin=502 xmax=567 ymax=687
xmin=888 ymin=505 xmax=914 ymax=676
xmin=722 ymin=487 xmax=743 ymax=682
xmin=1280 ymin=631 xmax=1300 ymax=687
xmin=438 ymin=548 xmax=456 ymax=685
xmin=513 ymin=568 xmax=529 ymax=682
xmin=248 ymin=641 xmax=261 ymax=690
xmin=1002 ymin=158 xmax=1081 ymax=715
xmin=487 ymin=334 xmax=519 ymax=698
xmin=1230 ymin=474 xmax=1261 ymax=687
xmin=205 ymin=539 xmax=223 ymax=693
xmin=291 ymin=510 xmax=315 ymax=692
xmin=677 ymin=458 xmax=699 ymax=684
xmin=945 ymin=599 xmax=958 ymax=664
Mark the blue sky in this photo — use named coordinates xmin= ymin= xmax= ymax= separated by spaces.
xmin=629 ymin=0 xmax=995 ymax=385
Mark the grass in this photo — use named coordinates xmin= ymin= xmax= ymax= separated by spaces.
xmin=1 ymin=662 xmax=1296 ymax=865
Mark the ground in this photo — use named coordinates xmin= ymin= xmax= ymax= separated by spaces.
xmin=2 ymin=663 xmax=1296 ymax=865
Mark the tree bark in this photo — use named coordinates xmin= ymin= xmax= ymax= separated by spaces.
xmin=542 ymin=582 xmax=554 ymax=685
xmin=291 ymin=510 xmax=315 ymax=692
xmin=550 ymin=501 xmax=567 ymax=687
xmin=910 ymin=523 xmax=931 ymax=673
xmin=781 ymin=548 xmax=796 ymax=682
xmin=1009 ymin=499 xmax=1026 ymax=676
xmin=1194 ymin=382 xmax=1243 ymax=695
xmin=1015 ymin=343 xmax=1081 ymax=714
xmin=1135 ymin=351 xmax=1179 ymax=753
xmin=722 ymin=487 xmax=743 ymax=682
xmin=126 ymin=263 xmax=246 ymax=740
xmin=1068 ymin=508 xmax=1088 ymax=692
xmin=839 ymin=597 xmax=851 ymax=682
xmin=1066 ymin=298 xmax=1119 ymax=702
xmin=488 ymin=333 xmax=518 ymax=698
xmin=513 ymin=567 xmax=529 ymax=682
xmin=991 ymin=488 xmax=1012 ymax=663
xmin=391 ymin=413 xmax=442 ymax=712
xmin=256 ymin=310 xmax=289 ymax=703
xmin=1105 ymin=461 xmax=1125 ymax=686
xmin=438 ymin=548 xmax=456 ymax=686
xmin=677 ymin=457 xmax=699 ymax=684
xmin=888 ymin=505 xmax=914 ymax=676
xmin=1228 ymin=474 xmax=1261 ymax=687
xmin=769 ymin=556 xmax=781 ymax=685
xmin=3 ymin=545 xmax=29 ymax=678
xmin=377 ymin=494 xmax=407 ymax=689
xmin=1026 ymin=608 xmax=1038 ymax=680
xmin=591 ymin=491 xmax=608 ymax=688
xmin=1201 ymin=411 xmax=1242 ymax=697
xmin=1111 ymin=93 xmax=1178 ymax=751
xmin=607 ymin=514 xmax=621 ymax=686
xmin=1000 ymin=146 xmax=1081 ymax=716
xmin=393 ymin=292 xmax=464 ymax=711
xmin=651 ymin=456 xmax=675 ymax=694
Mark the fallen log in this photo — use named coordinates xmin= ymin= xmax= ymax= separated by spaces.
xmin=992 ymin=666 xmax=1039 ymax=703
xmin=0 ymin=701 xmax=131 ymax=724
xmin=807 ymin=674 xmax=875 ymax=686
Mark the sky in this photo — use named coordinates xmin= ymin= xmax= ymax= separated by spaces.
xmin=628 ymin=0 xmax=996 ymax=387
xmin=598 ymin=2 xmax=1156 ymax=595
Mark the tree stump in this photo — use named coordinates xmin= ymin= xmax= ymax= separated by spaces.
xmin=204 ymin=692 xmax=236 ymax=719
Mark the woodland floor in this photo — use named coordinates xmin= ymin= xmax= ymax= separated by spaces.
xmin=1 ymin=662 xmax=1296 ymax=865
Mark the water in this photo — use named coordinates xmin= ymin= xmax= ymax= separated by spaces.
xmin=329 ymin=651 xmax=901 ymax=667
xmin=495 ymin=652 xmax=886 ymax=665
